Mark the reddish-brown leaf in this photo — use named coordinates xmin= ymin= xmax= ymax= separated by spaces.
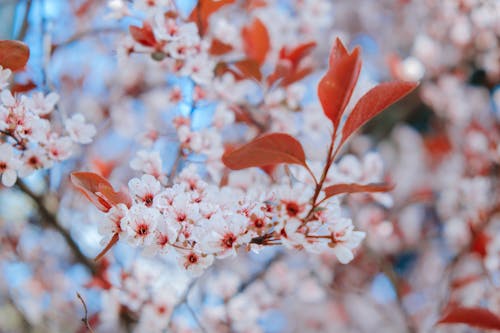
xmin=94 ymin=233 xmax=119 ymax=261
xmin=341 ymin=81 xmax=417 ymax=146
xmin=70 ymin=172 xmax=131 ymax=212
xmin=129 ymin=23 xmax=156 ymax=47
xmin=0 ymin=40 xmax=30 ymax=71
xmin=437 ymin=306 xmax=500 ymax=331
xmin=323 ymin=183 xmax=394 ymax=200
xmin=282 ymin=41 xmax=316 ymax=67
xmin=245 ymin=0 xmax=267 ymax=11
xmin=280 ymin=67 xmax=314 ymax=87
xmin=222 ymin=133 xmax=307 ymax=170
xmin=318 ymin=42 xmax=361 ymax=128
xmin=471 ymin=231 xmax=491 ymax=258
xmin=189 ymin=0 xmax=235 ymax=36
xmin=268 ymin=41 xmax=316 ymax=87
xmin=74 ymin=0 xmax=95 ymax=16
xmin=451 ymin=274 xmax=483 ymax=290
xmin=214 ymin=59 xmax=262 ymax=82
xmin=233 ymin=58 xmax=262 ymax=82
xmin=10 ymin=80 xmax=37 ymax=94
xmin=329 ymin=37 xmax=349 ymax=67
xmin=209 ymin=38 xmax=233 ymax=55
xmin=241 ymin=18 xmax=270 ymax=65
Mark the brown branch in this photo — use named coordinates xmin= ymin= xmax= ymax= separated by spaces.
xmin=76 ymin=292 xmax=96 ymax=333
xmin=51 ymin=27 xmax=123 ymax=52
xmin=379 ymin=257 xmax=418 ymax=333
xmin=16 ymin=179 xmax=97 ymax=274
xmin=185 ymin=302 xmax=208 ymax=333
xmin=235 ymin=251 xmax=284 ymax=296
xmin=16 ymin=0 xmax=33 ymax=41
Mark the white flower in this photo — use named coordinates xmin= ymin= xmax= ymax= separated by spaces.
xmin=193 ymin=213 xmax=250 ymax=258
xmin=45 ymin=135 xmax=74 ymax=161
xmin=121 ymin=205 xmax=161 ymax=247
xmin=1 ymin=89 xmax=16 ymax=107
xmin=130 ymin=150 xmax=163 ymax=178
xmin=23 ymin=92 xmax=59 ymax=115
xmin=0 ymin=66 xmax=11 ymax=90
xmin=144 ymin=217 xmax=180 ymax=255
xmin=129 ymin=174 xmax=161 ymax=207
xmin=180 ymin=54 xmax=215 ymax=85
xmin=64 ymin=113 xmax=96 ymax=144
xmin=328 ymin=218 xmax=366 ymax=264
xmin=18 ymin=147 xmax=51 ymax=177
xmin=0 ymin=143 xmax=21 ymax=186
xmin=98 ymin=204 xmax=129 ymax=243
xmin=179 ymin=251 xmax=214 ymax=276
xmin=275 ymin=183 xmax=313 ymax=221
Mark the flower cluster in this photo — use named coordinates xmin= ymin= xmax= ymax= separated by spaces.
xmin=96 ymin=163 xmax=366 ymax=276
xmin=0 ymin=66 xmax=96 ymax=186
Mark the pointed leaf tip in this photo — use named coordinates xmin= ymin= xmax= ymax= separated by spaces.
xmin=318 ymin=41 xmax=362 ymax=129
xmin=341 ymin=81 xmax=418 ymax=146
xmin=437 ymin=306 xmax=500 ymax=331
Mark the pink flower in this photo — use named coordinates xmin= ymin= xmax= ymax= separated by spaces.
xmin=129 ymin=174 xmax=161 ymax=207
xmin=45 ymin=135 xmax=73 ymax=161
xmin=64 ymin=113 xmax=96 ymax=144
xmin=130 ymin=150 xmax=163 ymax=178
xmin=179 ymin=251 xmax=214 ymax=276
xmin=121 ymin=205 xmax=160 ymax=246
xmin=23 ymin=92 xmax=59 ymax=116
xmin=0 ymin=143 xmax=21 ymax=186
xmin=193 ymin=213 xmax=250 ymax=258
xmin=144 ymin=217 xmax=180 ymax=255
xmin=98 ymin=204 xmax=129 ymax=243
xmin=328 ymin=218 xmax=366 ymax=264
xmin=0 ymin=66 xmax=11 ymax=90
xmin=18 ymin=147 xmax=51 ymax=177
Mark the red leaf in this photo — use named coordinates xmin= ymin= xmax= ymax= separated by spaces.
xmin=94 ymin=233 xmax=119 ymax=262
xmin=280 ymin=66 xmax=314 ymax=87
xmin=268 ymin=41 xmax=316 ymax=87
xmin=222 ymin=133 xmax=307 ymax=170
xmin=70 ymin=172 xmax=131 ymax=212
xmin=129 ymin=22 xmax=157 ymax=47
xmin=216 ymin=59 xmax=263 ymax=82
xmin=241 ymin=18 xmax=270 ymax=65
xmin=189 ymin=0 xmax=235 ymax=36
xmin=0 ymin=40 xmax=30 ymax=71
xmin=323 ymin=183 xmax=394 ymax=200
xmin=451 ymin=274 xmax=482 ymax=290
xmin=233 ymin=58 xmax=262 ymax=82
xmin=10 ymin=80 xmax=37 ymax=94
xmin=437 ymin=306 xmax=500 ymax=331
xmin=329 ymin=37 xmax=349 ymax=67
xmin=341 ymin=81 xmax=417 ymax=146
xmin=471 ymin=231 xmax=491 ymax=258
xmin=282 ymin=41 xmax=316 ymax=68
xmin=209 ymin=38 xmax=233 ymax=55
xmin=318 ymin=39 xmax=361 ymax=128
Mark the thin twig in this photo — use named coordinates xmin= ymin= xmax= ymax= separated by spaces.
xmin=51 ymin=27 xmax=123 ymax=52
xmin=235 ymin=251 xmax=284 ymax=296
xmin=76 ymin=292 xmax=96 ymax=333
xmin=186 ymin=302 xmax=208 ymax=333
xmin=379 ymin=257 xmax=417 ymax=333
xmin=16 ymin=0 xmax=33 ymax=41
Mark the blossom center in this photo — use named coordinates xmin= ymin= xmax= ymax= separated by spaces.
xmin=136 ymin=223 xmax=149 ymax=236
xmin=221 ymin=233 xmax=237 ymax=249
xmin=285 ymin=201 xmax=300 ymax=217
